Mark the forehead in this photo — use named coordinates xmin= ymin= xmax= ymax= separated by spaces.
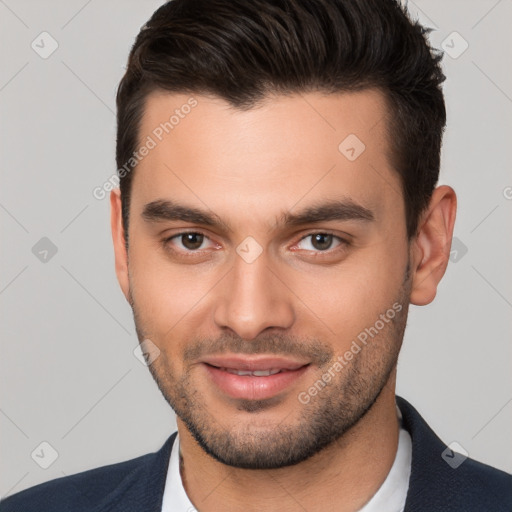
xmin=130 ymin=89 xmax=402 ymax=231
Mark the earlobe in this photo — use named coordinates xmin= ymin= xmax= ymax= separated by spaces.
xmin=110 ymin=189 xmax=130 ymax=302
xmin=409 ymin=185 xmax=457 ymax=306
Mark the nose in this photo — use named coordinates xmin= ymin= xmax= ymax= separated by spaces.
xmin=213 ymin=249 xmax=295 ymax=340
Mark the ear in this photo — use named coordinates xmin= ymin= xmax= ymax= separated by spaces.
xmin=110 ymin=189 xmax=130 ymax=302
xmin=409 ymin=185 xmax=457 ymax=306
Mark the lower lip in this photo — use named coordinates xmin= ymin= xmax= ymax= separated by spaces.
xmin=203 ymin=364 xmax=310 ymax=400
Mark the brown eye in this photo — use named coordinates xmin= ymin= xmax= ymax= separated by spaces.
xmin=180 ymin=233 xmax=204 ymax=250
xmin=163 ymin=231 xmax=219 ymax=260
xmin=295 ymin=233 xmax=345 ymax=254
xmin=310 ymin=233 xmax=333 ymax=251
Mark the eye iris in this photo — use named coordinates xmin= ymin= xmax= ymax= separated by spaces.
xmin=311 ymin=233 xmax=332 ymax=251
xmin=182 ymin=233 xmax=204 ymax=250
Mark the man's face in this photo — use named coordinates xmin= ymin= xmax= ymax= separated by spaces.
xmin=122 ymin=89 xmax=412 ymax=469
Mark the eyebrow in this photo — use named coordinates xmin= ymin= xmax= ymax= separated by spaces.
xmin=141 ymin=198 xmax=375 ymax=231
xmin=142 ymin=200 xmax=230 ymax=230
xmin=280 ymin=200 xmax=374 ymax=227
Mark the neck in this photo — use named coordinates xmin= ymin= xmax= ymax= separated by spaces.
xmin=177 ymin=377 xmax=399 ymax=512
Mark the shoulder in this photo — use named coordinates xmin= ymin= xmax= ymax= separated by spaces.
xmin=0 ymin=433 xmax=176 ymax=512
xmin=397 ymin=396 xmax=512 ymax=511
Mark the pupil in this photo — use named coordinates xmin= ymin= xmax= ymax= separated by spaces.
xmin=312 ymin=234 xmax=332 ymax=250
xmin=183 ymin=233 xmax=203 ymax=250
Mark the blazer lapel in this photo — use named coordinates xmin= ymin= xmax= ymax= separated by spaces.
xmin=90 ymin=432 xmax=177 ymax=512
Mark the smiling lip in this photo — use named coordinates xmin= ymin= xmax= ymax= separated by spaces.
xmin=201 ymin=355 xmax=310 ymax=400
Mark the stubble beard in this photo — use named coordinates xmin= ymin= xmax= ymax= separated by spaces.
xmin=129 ymin=270 xmax=411 ymax=470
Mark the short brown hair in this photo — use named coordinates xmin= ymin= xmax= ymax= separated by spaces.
xmin=116 ymin=0 xmax=446 ymax=243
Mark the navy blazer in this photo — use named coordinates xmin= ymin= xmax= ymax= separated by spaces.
xmin=2 ymin=396 xmax=511 ymax=511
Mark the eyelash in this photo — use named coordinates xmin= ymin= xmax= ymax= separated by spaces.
xmin=162 ymin=231 xmax=350 ymax=258
xmin=162 ymin=232 xmax=219 ymax=257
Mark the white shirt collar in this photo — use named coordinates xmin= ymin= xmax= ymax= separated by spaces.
xmin=357 ymin=427 xmax=412 ymax=511
xmin=161 ymin=433 xmax=195 ymax=512
xmin=161 ymin=414 xmax=411 ymax=512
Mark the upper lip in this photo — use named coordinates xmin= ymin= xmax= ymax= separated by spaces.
xmin=202 ymin=355 xmax=309 ymax=371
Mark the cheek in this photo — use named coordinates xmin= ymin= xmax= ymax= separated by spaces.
xmin=128 ymin=237 xmax=216 ymax=337
xmin=290 ymin=238 xmax=408 ymax=345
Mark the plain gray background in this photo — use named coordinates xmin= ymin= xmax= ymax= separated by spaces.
xmin=1 ymin=0 xmax=511 ymax=498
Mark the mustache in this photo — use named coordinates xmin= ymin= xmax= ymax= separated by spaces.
xmin=183 ymin=331 xmax=334 ymax=366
